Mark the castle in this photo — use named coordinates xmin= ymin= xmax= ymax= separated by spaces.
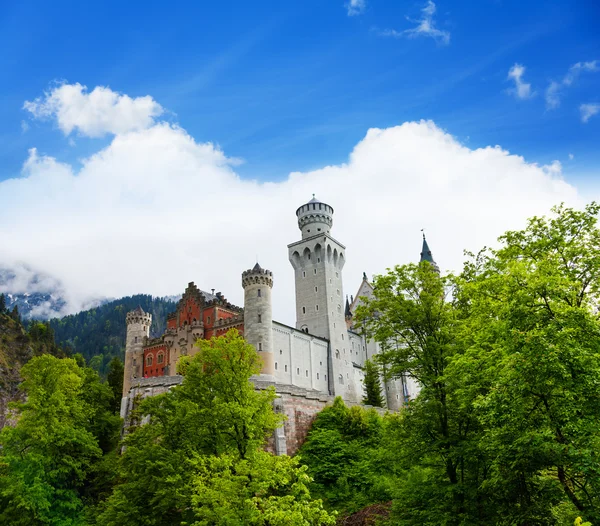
xmin=121 ymin=196 xmax=435 ymax=453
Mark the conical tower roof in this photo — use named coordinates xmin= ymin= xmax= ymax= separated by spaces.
xmin=420 ymin=234 xmax=434 ymax=264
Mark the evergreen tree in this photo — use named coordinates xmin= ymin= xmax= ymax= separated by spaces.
xmin=0 ymin=293 xmax=5 ymax=313
xmin=9 ymin=304 xmax=20 ymax=323
xmin=106 ymin=356 xmax=124 ymax=414
xmin=362 ymin=359 xmax=384 ymax=407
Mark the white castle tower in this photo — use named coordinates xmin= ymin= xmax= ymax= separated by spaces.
xmin=242 ymin=263 xmax=275 ymax=379
xmin=288 ymin=196 xmax=357 ymax=401
xmin=121 ymin=306 xmax=152 ymax=412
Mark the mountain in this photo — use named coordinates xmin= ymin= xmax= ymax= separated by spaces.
xmin=0 ymin=265 xmax=69 ymax=319
xmin=0 ymin=308 xmax=65 ymax=428
xmin=48 ymin=294 xmax=177 ymax=376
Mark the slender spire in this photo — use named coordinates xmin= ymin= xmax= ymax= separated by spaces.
xmin=420 ymin=232 xmax=434 ymax=264
xmin=345 ymin=295 xmax=352 ymax=319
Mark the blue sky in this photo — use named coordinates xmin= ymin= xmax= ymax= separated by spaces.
xmin=2 ymin=0 xmax=599 ymax=183
xmin=0 ymin=0 xmax=598 ymax=319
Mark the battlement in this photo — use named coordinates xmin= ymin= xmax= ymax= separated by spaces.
xmin=126 ymin=307 xmax=152 ymax=326
xmin=242 ymin=263 xmax=274 ymax=288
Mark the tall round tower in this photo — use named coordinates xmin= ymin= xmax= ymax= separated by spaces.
xmin=242 ymin=263 xmax=275 ymax=379
xmin=122 ymin=306 xmax=152 ymax=403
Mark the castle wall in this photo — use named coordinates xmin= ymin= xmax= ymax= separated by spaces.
xmin=272 ymin=321 xmax=329 ymax=393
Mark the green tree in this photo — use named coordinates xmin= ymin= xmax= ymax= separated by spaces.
xmin=106 ymin=356 xmax=124 ymax=414
xmin=98 ymin=329 xmax=334 ymax=525
xmin=355 ymin=261 xmax=490 ymax=524
xmin=362 ymin=359 xmax=384 ymax=407
xmin=0 ymin=355 xmax=103 ymax=525
xmin=299 ymin=397 xmax=392 ymax=516
xmin=0 ymin=292 xmax=6 ymax=313
xmin=455 ymin=203 xmax=600 ymax=523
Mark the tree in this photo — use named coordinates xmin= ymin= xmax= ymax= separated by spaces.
xmin=455 ymin=203 xmax=600 ymax=523
xmin=9 ymin=304 xmax=20 ymax=323
xmin=0 ymin=355 xmax=103 ymax=525
xmin=106 ymin=356 xmax=124 ymax=414
xmin=299 ymin=397 xmax=392 ymax=516
xmin=98 ymin=329 xmax=335 ymax=525
xmin=0 ymin=292 xmax=6 ymax=313
xmin=354 ymin=261 xmax=490 ymax=524
xmin=362 ymin=359 xmax=384 ymax=407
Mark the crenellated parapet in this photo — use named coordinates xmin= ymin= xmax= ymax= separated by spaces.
xmin=242 ymin=265 xmax=274 ymax=288
xmin=126 ymin=307 xmax=152 ymax=327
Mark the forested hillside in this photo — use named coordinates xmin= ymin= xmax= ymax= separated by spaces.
xmin=48 ymin=295 xmax=176 ymax=376
xmin=0 ymin=295 xmax=67 ymax=428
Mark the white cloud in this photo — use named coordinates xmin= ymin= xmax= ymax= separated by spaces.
xmin=507 ymin=63 xmax=534 ymax=99
xmin=23 ymin=82 xmax=163 ymax=138
xmin=2 ymin=83 xmax=583 ymax=324
xmin=377 ymin=1 xmax=450 ymax=45
xmin=580 ymin=103 xmax=600 ymax=123
xmin=20 ymin=120 xmax=29 ymax=133
xmin=346 ymin=0 xmax=366 ymax=16
xmin=569 ymin=153 xmax=574 ymax=160
xmin=545 ymin=60 xmax=599 ymax=110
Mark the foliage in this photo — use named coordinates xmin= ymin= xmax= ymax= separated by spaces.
xmin=362 ymin=359 xmax=384 ymax=407
xmin=106 ymin=356 xmax=124 ymax=413
xmin=98 ymin=329 xmax=334 ymax=525
xmin=299 ymin=397 xmax=392 ymax=515
xmin=0 ymin=355 xmax=119 ymax=525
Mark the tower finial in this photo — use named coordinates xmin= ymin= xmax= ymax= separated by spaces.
xmin=312 ymin=193 xmax=315 ymax=199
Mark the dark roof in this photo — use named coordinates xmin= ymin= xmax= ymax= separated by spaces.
xmin=345 ymin=296 xmax=352 ymax=318
xmin=420 ymin=234 xmax=435 ymax=264
xmin=252 ymin=262 xmax=262 ymax=272
xmin=199 ymin=290 xmax=217 ymax=302
xmin=133 ymin=305 xmax=145 ymax=315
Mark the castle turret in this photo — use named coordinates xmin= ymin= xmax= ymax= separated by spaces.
xmin=122 ymin=307 xmax=152 ymax=411
xmin=242 ymin=263 xmax=275 ymax=378
xmin=420 ymin=233 xmax=439 ymax=273
xmin=288 ymin=196 xmax=357 ymax=401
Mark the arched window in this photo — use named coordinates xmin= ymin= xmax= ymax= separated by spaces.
xmin=258 ymin=289 xmax=261 ymax=297
xmin=338 ymin=374 xmax=344 ymax=385
xmin=157 ymin=353 xmax=164 ymax=364
xmin=146 ymin=355 xmax=153 ymax=366
xmin=335 ymin=350 xmax=340 ymax=359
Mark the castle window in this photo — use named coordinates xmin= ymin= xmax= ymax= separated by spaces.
xmin=134 ymin=336 xmax=138 ymax=343
xmin=280 ymin=349 xmax=283 ymax=355
xmin=302 ymin=307 xmax=306 ymax=314
xmin=305 ymin=370 xmax=308 ymax=377
xmin=317 ymin=373 xmax=320 ymax=379
xmin=312 ymin=204 xmax=316 ymax=210
xmin=337 ymin=304 xmax=341 ymax=313
xmin=319 ymin=204 xmax=322 ymax=210
xmin=157 ymin=353 xmax=164 ymax=364
xmin=314 ymin=269 xmax=317 ymax=275
xmin=320 ymin=361 xmax=322 ymax=366
xmin=258 ymin=314 xmax=262 ymax=323
xmin=329 ymin=278 xmax=332 ymax=284
xmin=317 ymin=257 xmax=320 ymax=262
xmin=342 ymin=333 xmax=344 ymax=340
xmin=337 ymin=289 xmax=340 ymax=295
xmin=285 ymin=365 xmax=288 ymax=372
xmin=146 ymin=355 xmax=153 ymax=366
xmin=336 ymin=272 xmax=339 ymax=278
xmin=297 ymin=367 xmax=300 ymax=375
xmin=258 ymin=343 xmax=262 ymax=351
xmin=302 ymin=271 xmax=306 ymax=278
xmin=316 ymin=305 xmax=319 ymax=311
xmin=338 ymin=374 xmax=344 ymax=385
xmin=315 ymin=286 xmax=318 ymax=292
xmin=275 ymin=362 xmax=278 ymax=370
xmin=317 ymin=228 xmax=321 ymax=232
xmin=258 ymin=289 xmax=261 ymax=297
xmin=207 ymin=317 xmax=211 ymax=324
xmin=308 ymin=253 xmax=311 ymax=259
xmin=335 ymin=350 xmax=340 ymax=359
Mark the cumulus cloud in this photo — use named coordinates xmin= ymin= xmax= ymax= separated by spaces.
xmin=580 ymin=103 xmax=600 ymax=123
xmin=507 ymin=63 xmax=534 ymax=99
xmin=23 ymin=83 xmax=164 ymax=138
xmin=1 ymin=83 xmax=583 ymax=324
xmin=346 ymin=0 xmax=366 ymax=16
xmin=378 ymin=1 xmax=450 ymax=45
xmin=546 ymin=60 xmax=599 ymax=110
